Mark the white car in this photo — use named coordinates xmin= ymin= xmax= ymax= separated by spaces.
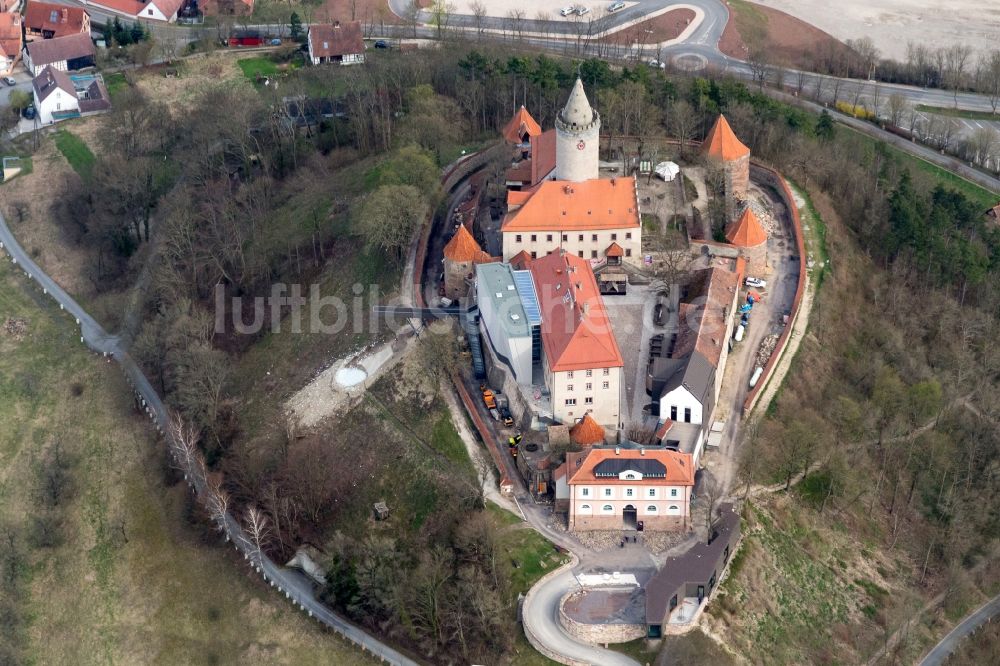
xmin=575 ymin=5 xmax=591 ymax=15
xmin=560 ymin=6 xmax=575 ymax=16
xmin=745 ymin=277 xmax=767 ymax=288
xmin=608 ymin=1 xmax=626 ymax=12
xmin=646 ymin=59 xmax=665 ymax=69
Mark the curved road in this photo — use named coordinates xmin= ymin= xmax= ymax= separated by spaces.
xmin=0 ymin=211 xmax=420 ymax=666
xmin=918 ymin=594 xmax=1000 ymax=666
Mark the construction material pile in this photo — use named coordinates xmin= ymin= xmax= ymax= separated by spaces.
xmin=756 ymin=333 xmax=779 ymax=367
xmin=738 ymin=197 xmax=779 ymax=236
xmin=3 ymin=317 xmax=27 ymax=341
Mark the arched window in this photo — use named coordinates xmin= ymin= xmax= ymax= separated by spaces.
xmin=602 ymin=505 xmax=613 ymax=512
xmin=625 ymin=473 xmax=636 ymax=479
xmin=647 ymin=505 xmax=657 ymax=512
xmin=669 ymin=505 xmax=679 ymax=512
xmin=580 ymin=504 xmax=591 ymax=510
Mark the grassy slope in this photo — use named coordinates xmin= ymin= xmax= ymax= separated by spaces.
xmin=53 ymin=129 xmax=95 ymax=180
xmin=0 ymin=261 xmax=373 ymax=666
xmin=839 ymin=125 xmax=999 ymax=209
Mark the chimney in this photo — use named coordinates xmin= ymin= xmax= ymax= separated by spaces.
xmin=61 ymin=8 xmax=68 ymax=21
xmin=582 ymin=302 xmax=590 ymax=316
xmin=615 ymin=447 xmax=620 ymax=455
xmin=640 ymin=448 xmax=645 ymax=456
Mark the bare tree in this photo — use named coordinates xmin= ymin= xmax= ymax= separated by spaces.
xmin=887 ymin=93 xmax=908 ymax=128
xmin=977 ymin=49 xmax=1000 ymax=114
xmin=244 ymin=506 xmax=272 ymax=564
xmin=205 ymin=477 xmax=231 ymax=537
xmin=848 ymin=36 xmax=880 ymax=79
xmin=699 ymin=477 xmax=723 ymax=544
xmin=470 ymin=0 xmax=487 ymax=36
xmin=168 ymin=412 xmax=203 ymax=486
xmin=943 ymin=44 xmax=974 ymax=106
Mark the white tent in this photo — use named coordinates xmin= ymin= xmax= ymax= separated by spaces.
xmin=654 ymin=161 xmax=680 ymax=181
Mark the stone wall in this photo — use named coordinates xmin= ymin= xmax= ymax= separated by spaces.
xmin=559 ymin=592 xmax=646 ymax=644
xmin=570 ymin=514 xmax=686 ymax=532
xmin=443 ymin=257 xmax=472 ymax=300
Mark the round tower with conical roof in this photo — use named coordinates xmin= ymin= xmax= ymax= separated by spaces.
xmin=555 ymin=78 xmax=600 ymax=182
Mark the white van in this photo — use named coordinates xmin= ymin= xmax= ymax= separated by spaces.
xmin=734 ymin=324 xmax=745 ymax=342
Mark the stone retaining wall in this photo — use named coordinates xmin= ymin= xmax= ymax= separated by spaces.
xmin=558 ymin=591 xmax=646 ymax=644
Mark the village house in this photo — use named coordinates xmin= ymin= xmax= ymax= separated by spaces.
xmin=307 ymin=21 xmax=364 ymax=66
xmin=0 ymin=13 xmax=21 ymax=76
xmin=647 ymin=264 xmax=741 ymax=465
xmin=501 ymin=79 xmax=642 ymax=267
xmin=32 ymin=65 xmax=78 ymax=124
xmin=23 ymin=32 xmax=94 ymax=76
xmin=23 ymin=2 xmax=90 ymax=41
xmin=554 ymin=447 xmax=695 ymax=531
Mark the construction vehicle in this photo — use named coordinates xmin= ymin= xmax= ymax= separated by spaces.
xmin=498 ymin=405 xmax=515 ymax=427
xmin=481 ymin=386 xmax=497 ymax=410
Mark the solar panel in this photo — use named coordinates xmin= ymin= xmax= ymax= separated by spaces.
xmin=512 ymin=270 xmax=542 ymax=325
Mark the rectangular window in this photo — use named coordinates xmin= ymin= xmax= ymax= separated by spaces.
xmin=530 ymin=251 xmax=537 ymax=259
xmin=626 ymin=232 xmax=632 ymax=240
xmin=604 ymin=488 xmax=612 ymax=497
xmin=578 ymin=234 xmax=584 ymax=242
xmin=591 ymin=250 xmax=597 ymax=259
xmin=562 ymin=234 xmax=568 ymax=242
xmin=591 ymin=234 xmax=598 ymax=242
xmin=565 ymin=398 xmax=576 ymax=406
xmin=585 ymin=370 xmax=592 ymax=377
xmin=625 ymin=248 xmax=632 ymax=257
xmin=649 ymin=488 xmax=656 ymax=497
xmin=670 ymin=406 xmax=677 ymax=420
xmin=602 ymin=381 xmax=609 ymax=389
xmin=603 ymin=368 xmax=610 ymax=376
xmin=585 ymin=397 xmax=593 ymax=404
xmin=567 ymin=384 xmax=573 ymax=391
xmin=530 ymin=234 xmax=537 ymax=242
xmin=567 ymin=371 xmax=574 ymax=379
xmin=582 ymin=488 xmax=590 ymax=496
xmin=586 ymin=383 xmax=592 ymax=390
xmin=626 ymin=489 xmax=633 ymax=497
xmin=516 ymin=234 xmax=522 ymax=242
xmin=684 ymin=407 xmax=691 ymax=423
xmin=546 ymin=234 xmax=553 ymax=242
xmin=671 ymin=489 xmax=678 ymax=497
xmin=578 ymin=251 xmax=584 ymax=258
xmin=611 ymin=233 xmax=617 ymax=240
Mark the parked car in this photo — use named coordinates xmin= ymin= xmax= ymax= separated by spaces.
xmin=607 ymin=1 xmax=626 ymax=12
xmin=270 ymin=38 xmax=282 ymax=46
xmin=374 ymin=39 xmax=389 ymax=49
xmin=646 ymin=59 xmax=665 ymax=69
xmin=575 ymin=5 xmax=591 ymax=15
xmin=560 ymin=6 xmax=575 ymax=16
xmin=22 ymin=105 xmax=35 ymax=120
xmin=745 ymin=276 xmax=767 ymax=288
xmin=2 ymin=76 xmax=15 ymax=87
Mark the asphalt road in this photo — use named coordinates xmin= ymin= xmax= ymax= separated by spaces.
xmin=918 ymin=594 xmax=1000 ymax=666
xmin=0 ymin=209 xmax=421 ymax=666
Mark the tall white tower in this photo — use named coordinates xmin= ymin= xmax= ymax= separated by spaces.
xmin=555 ymin=78 xmax=600 ymax=182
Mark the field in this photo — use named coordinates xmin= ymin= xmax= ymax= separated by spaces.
xmin=54 ymin=129 xmax=96 ymax=179
xmin=0 ymin=260 xmax=374 ymax=665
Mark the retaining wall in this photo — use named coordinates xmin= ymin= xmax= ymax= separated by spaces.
xmin=558 ymin=591 xmax=646 ymax=644
xmin=741 ymin=162 xmax=807 ymax=416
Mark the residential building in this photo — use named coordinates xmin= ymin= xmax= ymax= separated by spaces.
xmin=23 ymin=32 xmax=94 ymax=76
xmin=530 ymin=250 xmax=624 ymax=427
xmin=23 ymin=2 xmax=91 ymax=41
xmin=647 ymin=265 xmax=741 ymax=464
xmin=645 ymin=504 xmax=740 ymax=636
xmin=554 ymin=447 xmax=695 ymax=531
xmin=725 ymin=207 xmax=768 ymax=269
xmin=307 ymin=21 xmax=364 ymax=66
xmin=501 ymin=79 xmax=642 ymax=267
xmin=0 ymin=13 xmax=21 ymax=76
xmin=32 ymin=65 xmax=78 ymax=124
xmin=442 ymin=224 xmax=495 ymax=300
xmin=87 ymin=0 xmax=182 ymax=21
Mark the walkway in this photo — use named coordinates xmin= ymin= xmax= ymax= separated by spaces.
xmin=0 ymin=211 xmax=421 ymax=665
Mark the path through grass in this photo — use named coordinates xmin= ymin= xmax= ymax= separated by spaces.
xmin=54 ymin=129 xmax=95 ymax=179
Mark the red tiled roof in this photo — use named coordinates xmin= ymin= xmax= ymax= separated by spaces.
xmin=605 ymin=241 xmax=624 ymax=257
xmin=655 ymin=420 xmax=673 ymax=440
xmin=529 ymin=250 xmax=624 ymax=373
xmin=509 ymin=250 xmax=532 ymax=269
xmin=0 ymin=14 xmax=20 ymax=59
xmin=89 ymin=0 xmax=146 ymax=16
xmin=442 ymin=224 xmax=493 ymax=264
xmin=567 ymin=448 xmax=695 ymax=486
xmin=146 ymin=0 xmax=185 ymax=19
xmin=309 ymin=21 xmax=363 ymax=58
xmin=25 ymin=32 xmax=93 ymax=67
xmin=726 ymin=208 xmax=767 ymax=247
xmin=570 ymin=414 xmax=606 ymax=445
xmin=503 ymin=105 xmax=542 ymax=143
xmin=703 ymin=114 xmax=750 ymax=161
xmin=503 ymin=177 xmax=640 ymax=232
xmin=673 ymin=267 xmax=740 ymax=368
xmin=24 ymin=2 xmax=88 ymax=39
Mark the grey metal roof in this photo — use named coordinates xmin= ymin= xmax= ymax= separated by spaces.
xmin=512 ymin=269 xmax=542 ymax=325
xmin=476 ymin=263 xmax=530 ymax=338
xmin=594 ymin=458 xmax=667 ymax=478
xmin=658 ymin=351 xmax=715 ymax=405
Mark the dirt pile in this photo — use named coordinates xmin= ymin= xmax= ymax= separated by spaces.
xmin=3 ymin=317 xmax=28 ymax=341
xmin=755 ymin=333 xmax=779 ymax=367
